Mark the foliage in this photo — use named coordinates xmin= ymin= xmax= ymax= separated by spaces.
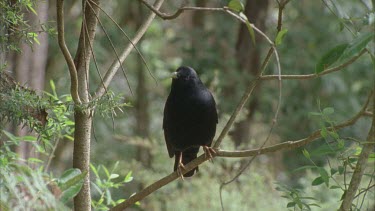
xmin=0 ymin=0 xmax=55 ymax=53
xmin=90 ymin=162 xmax=134 ymax=210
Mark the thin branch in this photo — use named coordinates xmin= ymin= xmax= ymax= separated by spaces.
xmin=56 ymin=0 xmax=81 ymax=104
xmin=260 ymin=49 xmax=367 ymax=80
xmin=88 ymin=0 xmax=156 ymax=91
xmin=217 ymin=91 xmax=372 ymax=158
xmin=94 ymin=0 xmax=165 ymax=99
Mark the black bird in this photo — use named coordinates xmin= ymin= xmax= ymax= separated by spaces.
xmin=163 ymin=66 xmax=218 ymax=178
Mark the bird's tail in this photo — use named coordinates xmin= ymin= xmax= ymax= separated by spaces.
xmin=174 ymin=147 xmax=199 ymax=177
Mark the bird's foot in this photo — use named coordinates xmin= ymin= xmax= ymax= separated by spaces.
xmin=176 ymin=162 xmax=186 ymax=180
xmin=203 ymin=146 xmax=217 ymax=161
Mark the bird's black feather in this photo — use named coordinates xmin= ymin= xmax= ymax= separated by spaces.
xmin=163 ymin=66 xmax=218 ymax=177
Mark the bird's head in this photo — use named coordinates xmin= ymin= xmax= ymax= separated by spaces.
xmin=170 ymin=66 xmax=203 ymax=92
xmin=172 ymin=66 xmax=198 ymax=81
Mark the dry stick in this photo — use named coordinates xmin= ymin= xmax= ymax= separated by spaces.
xmin=94 ymin=0 xmax=165 ymax=99
xmin=56 ymin=0 xmax=81 ymax=104
xmin=88 ymin=0 xmax=157 ymax=89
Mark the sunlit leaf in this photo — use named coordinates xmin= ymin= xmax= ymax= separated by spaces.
xmin=124 ymin=171 xmax=133 ymax=183
xmin=228 ymin=0 xmax=244 ymax=12
xmin=275 ymin=29 xmax=288 ymax=46
xmin=302 ymin=149 xmax=311 ymax=159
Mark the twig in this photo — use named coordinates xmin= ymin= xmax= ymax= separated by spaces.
xmin=94 ymin=0 xmax=165 ymax=99
xmin=260 ymin=49 xmax=367 ymax=80
xmin=56 ymin=0 xmax=81 ymax=104
xmin=88 ymin=0 xmax=156 ymax=91
xmin=217 ymin=91 xmax=372 ymax=158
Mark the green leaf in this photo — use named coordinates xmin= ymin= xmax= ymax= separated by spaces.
xmin=228 ymin=0 xmax=244 ymax=13
xmin=109 ymin=174 xmax=119 ymax=179
xmin=315 ymin=43 xmax=348 ymax=73
xmin=58 ymin=169 xmax=87 ymax=203
xmin=308 ymin=112 xmax=322 ymax=116
xmin=287 ymin=202 xmax=296 ymax=208
xmin=308 ymin=203 xmax=321 ymax=208
xmin=318 ymin=167 xmax=329 ymax=187
xmin=58 ymin=168 xmax=86 ymax=191
xmin=339 ymin=32 xmax=375 ymax=61
xmin=328 ymin=131 xmax=339 ymax=140
xmin=330 ymin=168 xmax=338 ymax=176
xmin=275 ymin=29 xmax=288 ymax=46
xmin=27 ymin=157 xmax=43 ymax=163
xmin=312 ymin=176 xmax=324 ymax=186
xmin=322 ymin=107 xmax=334 ymax=115
xmin=124 ymin=171 xmax=133 ymax=183
xmin=240 ymin=12 xmax=256 ymax=45
xmin=292 ymin=165 xmax=317 ymax=173
xmin=338 ymin=166 xmax=345 ymax=174
xmin=90 ymin=163 xmax=99 ymax=178
xmin=320 ymin=127 xmax=328 ymax=138
xmin=330 ymin=185 xmax=341 ymax=189
xmin=302 ymin=149 xmax=311 ymax=159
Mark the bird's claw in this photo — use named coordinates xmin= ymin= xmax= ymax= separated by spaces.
xmin=177 ymin=162 xmax=185 ymax=180
xmin=203 ymin=146 xmax=216 ymax=162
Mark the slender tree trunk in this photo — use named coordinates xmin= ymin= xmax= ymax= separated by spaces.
xmin=72 ymin=1 xmax=100 ymax=210
xmin=135 ymin=2 xmax=151 ymax=167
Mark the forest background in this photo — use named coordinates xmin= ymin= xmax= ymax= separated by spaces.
xmin=0 ymin=0 xmax=374 ymax=210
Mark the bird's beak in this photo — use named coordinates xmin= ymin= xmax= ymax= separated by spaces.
xmin=171 ymin=72 xmax=178 ymax=79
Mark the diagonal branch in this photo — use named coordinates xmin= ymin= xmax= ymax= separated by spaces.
xmin=56 ymin=0 xmax=81 ymax=104
xmin=340 ymin=91 xmax=375 ymax=211
xmin=94 ymin=0 xmax=165 ymax=99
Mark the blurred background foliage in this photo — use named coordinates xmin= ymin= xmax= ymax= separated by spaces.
xmin=1 ymin=0 xmax=374 ymax=210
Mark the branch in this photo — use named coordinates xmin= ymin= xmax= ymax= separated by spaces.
xmin=94 ymin=0 xmax=165 ymax=99
xmin=340 ymin=91 xmax=375 ymax=211
xmin=260 ymin=49 xmax=367 ymax=80
xmin=56 ymin=0 xmax=81 ymax=104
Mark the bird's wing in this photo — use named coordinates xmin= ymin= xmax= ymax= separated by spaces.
xmin=163 ymin=100 xmax=175 ymax=158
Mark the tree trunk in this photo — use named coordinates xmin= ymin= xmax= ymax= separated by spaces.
xmin=9 ymin=1 xmax=49 ymax=162
xmin=72 ymin=1 xmax=100 ymax=210
xmin=134 ymin=2 xmax=151 ymax=167
xmin=230 ymin=0 xmax=270 ymax=147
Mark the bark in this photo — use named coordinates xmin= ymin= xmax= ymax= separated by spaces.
xmin=72 ymin=1 xmax=100 ymax=210
xmin=230 ymin=0 xmax=270 ymax=147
